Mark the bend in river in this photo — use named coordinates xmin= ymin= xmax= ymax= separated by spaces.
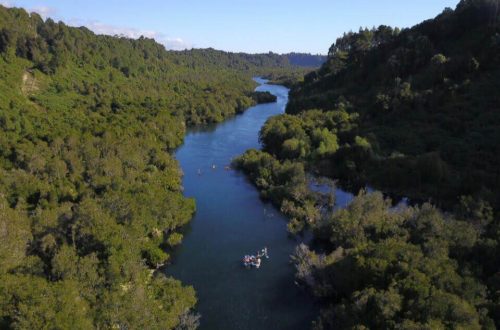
xmin=165 ymin=78 xmax=316 ymax=330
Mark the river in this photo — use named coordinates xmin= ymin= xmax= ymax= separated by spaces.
xmin=165 ymin=78 xmax=317 ymax=329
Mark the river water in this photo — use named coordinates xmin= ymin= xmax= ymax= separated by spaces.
xmin=165 ymin=78 xmax=317 ymax=329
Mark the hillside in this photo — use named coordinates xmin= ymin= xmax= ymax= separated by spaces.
xmin=235 ymin=0 xmax=500 ymax=328
xmin=0 ymin=5 xmax=305 ymax=329
xmin=285 ymin=52 xmax=327 ymax=67
xmin=286 ymin=0 xmax=500 ymax=210
xmin=171 ymin=49 xmax=325 ymax=70
xmin=170 ymin=49 xmax=325 ymax=88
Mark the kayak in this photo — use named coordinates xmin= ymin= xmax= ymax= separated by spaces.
xmin=243 ymin=248 xmax=268 ymax=268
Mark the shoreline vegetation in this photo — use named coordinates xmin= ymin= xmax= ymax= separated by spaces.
xmin=235 ymin=0 xmax=500 ymax=328
xmin=0 ymin=4 xmax=323 ymax=329
xmin=251 ymin=91 xmax=278 ymax=104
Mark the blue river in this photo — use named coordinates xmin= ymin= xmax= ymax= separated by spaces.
xmin=165 ymin=78 xmax=318 ymax=329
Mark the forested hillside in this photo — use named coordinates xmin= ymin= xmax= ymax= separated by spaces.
xmin=0 ymin=5 xmax=303 ymax=329
xmin=170 ymin=49 xmax=325 ymax=88
xmin=171 ymin=49 xmax=325 ymax=70
xmin=285 ymin=52 xmax=327 ymax=67
xmin=286 ymin=0 xmax=500 ymax=210
xmin=235 ymin=0 xmax=500 ymax=328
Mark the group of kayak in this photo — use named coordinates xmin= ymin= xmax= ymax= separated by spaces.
xmin=243 ymin=247 xmax=269 ymax=269
xmin=197 ymin=164 xmax=232 ymax=175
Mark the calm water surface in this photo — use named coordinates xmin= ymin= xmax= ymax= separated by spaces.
xmin=165 ymin=78 xmax=317 ymax=330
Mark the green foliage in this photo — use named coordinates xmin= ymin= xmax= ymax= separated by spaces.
xmin=285 ymin=53 xmax=327 ymax=67
xmin=293 ymin=192 xmax=497 ymax=329
xmin=233 ymin=149 xmax=318 ymax=231
xmin=0 ymin=197 xmax=31 ymax=272
xmin=0 ymin=275 xmax=94 ymax=329
xmin=234 ymin=1 xmax=500 ymax=328
xmin=431 ymin=53 xmax=449 ymax=65
xmin=286 ymin=0 xmax=500 ymax=210
xmin=312 ymin=128 xmax=339 ymax=158
xmin=250 ymin=91 xmax=277 ymax=104
xmin=235 ymin=108 xmax=360 ymax=232
xmin=167 ymin=232 xmax=184 ymax=247
xmin=259 ymin=109 xmax=357 ymax=161
xmin=262 ymin=68 xmax=312 ymax=88
xmin=0 ymin=4 xmax=308 ymax=328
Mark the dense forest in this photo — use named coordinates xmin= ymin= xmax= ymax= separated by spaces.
xmin=170 ymin=49 xmax=325 ymax=71
xmin=285 ymin=52 xmax=327 ymax=67
xmin=0 ymin=5 xmax=313 ymax=329
xmin=235 ymin=0 xmax=500 ymax=328
xmin=286 ymin=0 xmax=500 ymax=210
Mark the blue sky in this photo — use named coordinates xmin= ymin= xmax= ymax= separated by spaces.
xmin=1 ymin=0 xmax=460 ymax=54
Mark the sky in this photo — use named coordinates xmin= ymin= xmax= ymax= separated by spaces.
xmin=0 ymin=0 xmax=461 ymax=54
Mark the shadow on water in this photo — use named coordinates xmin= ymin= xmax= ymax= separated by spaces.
xmin=165 ymin=78 xmax=317 ymax=330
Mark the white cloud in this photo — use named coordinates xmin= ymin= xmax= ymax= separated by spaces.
xmin=0 ymin=1 xmax=56 ymax=19
xmin=163 ymin=37 xmax=192 ymax=51
xmin=30 ymin=5 xmax=57 ymax=19
xmin=0 ymin=0 xmax=13 ymax=7
xmin=68 ymin=18 xmax=191 ymax=51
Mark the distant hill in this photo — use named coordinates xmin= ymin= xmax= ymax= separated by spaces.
xmin=174 ymin=49 xmax=326 ymax=70
xmin=284 ymin=52 xmax=327 ymax=67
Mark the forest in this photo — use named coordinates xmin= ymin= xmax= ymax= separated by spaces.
xmin=0 ymin=4 xmax=316 ymax=329
xmin=235 ymin=0 xmax=500 ymax=328
xmin=286 ymin=0 xmax=500 ymax=210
